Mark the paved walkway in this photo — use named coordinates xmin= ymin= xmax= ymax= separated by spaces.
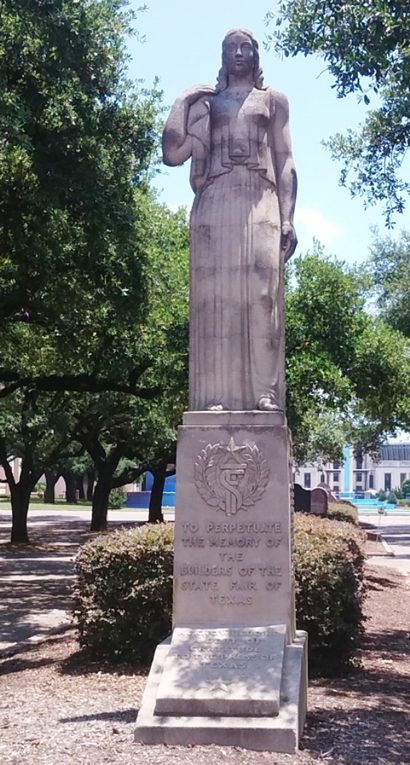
xmin=0 ymin=506 xmax=174 ymax=655
xmin=359 ymin=512 xmax=410 ymax=577
xmin=0 ymin=506 xmax=408 ymax=655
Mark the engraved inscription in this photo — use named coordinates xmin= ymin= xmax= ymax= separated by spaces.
xmin=194 ymin=437 xmax=269 ymax=516
xmin=177 ymin=518 xmax=284 ymax=607
xmin=173 ymin=633 xmax=277 ymax=671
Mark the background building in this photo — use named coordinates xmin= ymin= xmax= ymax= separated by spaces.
xmin=295 ymin=443 xmax=410 ymax=497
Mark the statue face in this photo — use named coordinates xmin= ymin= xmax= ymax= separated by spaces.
xmin=223 ymin=31 xmax=254 ymax=78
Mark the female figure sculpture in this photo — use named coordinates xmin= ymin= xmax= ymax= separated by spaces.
xmin=163 ymin=29 xmax=297 ymax=412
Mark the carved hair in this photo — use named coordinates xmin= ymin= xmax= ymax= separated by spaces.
xmin=216 ymin=28 xmax=265 ymax=91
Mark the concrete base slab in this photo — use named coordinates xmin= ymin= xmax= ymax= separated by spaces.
xmin=135 ymin=630 xmax=307 ymax=753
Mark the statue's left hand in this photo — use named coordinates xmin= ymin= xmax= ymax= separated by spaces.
xmin=281 ymin=222 xmax=297 ymax=262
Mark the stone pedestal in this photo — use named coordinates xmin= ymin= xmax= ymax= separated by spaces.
xmin=135 ymin=411 xmax=307 ymax=753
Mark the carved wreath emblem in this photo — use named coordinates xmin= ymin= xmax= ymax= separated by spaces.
xmin=194 ymin=437 xmax=270 ymax=516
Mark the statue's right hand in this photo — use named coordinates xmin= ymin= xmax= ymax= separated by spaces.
xmin=178 ymin=84 xmax=215 ymax=105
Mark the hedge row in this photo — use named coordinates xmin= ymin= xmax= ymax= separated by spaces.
xmin=327 ymin=501 xmax=358 ymax=525
xmin=73 ymin=523 xmax=174 ymax=662
xmin=294 ymin=514 xmax=365 ymax=673
xmin=73 ymin=515 xmax=366 ymax=674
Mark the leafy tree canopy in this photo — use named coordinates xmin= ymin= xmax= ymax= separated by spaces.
xmin=0 ymin=194 xmax=190 ymax=540
xmin=268 ymin=1 xmax=410 ymax=222
xmin=367 ymin=228 xmax=410 ymax=337
xmin=285 ymin=246 xmax=410 ymax=463
xmin=0 ymin=0 xmax=160 ymax=396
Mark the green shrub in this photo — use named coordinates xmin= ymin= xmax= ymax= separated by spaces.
xmin=73 ymin=516 xmax=366 ymax=673
xmin=73 ymin=523 xmax=174 ymax=662
xmin=386 ymin=491 xmax=398 ymax=505
xmin=327 ymin=501 xmax=358 ymax=525
xmin=294 ymin=514 xmax=366 ymax=674
xmin=108 ymin=487 xmax=126 ymax=509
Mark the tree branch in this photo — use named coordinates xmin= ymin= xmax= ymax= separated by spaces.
xmin=0 ymin=372 xmax=160 ymax=399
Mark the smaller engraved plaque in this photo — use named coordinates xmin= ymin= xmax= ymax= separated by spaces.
xmin=154 ymin=625 xmax=286 ymax=717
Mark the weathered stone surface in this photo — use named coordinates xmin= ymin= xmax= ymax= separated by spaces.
xmin=134 ymin=26 xmax=306 ymax=754
xmin=135 ymin=631 xmax=308 ymax=753
xmin=172 ymin=413 xmax=293 ymax=632
xmin=154 ymin=625 xmax=286 ymax=717
xmin=311 ymin=487 xmax=328 ymax=517
xmin=162 ymin=29 xmax=297 ymax=413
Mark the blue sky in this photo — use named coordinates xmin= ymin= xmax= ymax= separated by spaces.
xmin=126 ymin=0 xmax=410 ymax=265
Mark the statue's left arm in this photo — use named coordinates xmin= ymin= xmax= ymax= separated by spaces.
xmin=272 ymin=91 xmax=298 ymax=261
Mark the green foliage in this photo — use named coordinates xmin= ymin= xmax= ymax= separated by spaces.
xmin=108 ymin=487 xmax=125 ymax=509
xmin=74 ymin=516 xmax=365 ymax=673
xmin=327 ymin=501 xmax=358 ymax=525
xmin=368 ymin=229 xmax=410 ymax=338
xmin=268 ymin=1 xmax=410 ymax=221
xmin=386 ymin=490 xmax=398 ymax=505
xmin=0 ymin=0 xmax=160 ymax=392
xmin=294 ymin=514 xmax=366 ymax=674
xmin=0 ymin=389 xmax=81 ymax=481
xmin=285 ymin=248 xmax=410 ymax=462
xmin=377 ymin=489 xmax=387 ymax=501
xmin=401 ymin=478 xmax=410 ymax=497
xmin=0 ymin=1 xmax=190 ymax=539
xmin=70 ymin=199 xmax=189 ymax=526
xmin=73 ymin=523 xmax=174 ymax=662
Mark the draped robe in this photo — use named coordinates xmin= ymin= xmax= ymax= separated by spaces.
xmin=187 ymin=87 xmax=285 ymax=412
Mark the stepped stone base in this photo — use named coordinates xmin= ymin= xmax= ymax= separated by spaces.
xmin=135 ymin=629 xmax=307 ymax=753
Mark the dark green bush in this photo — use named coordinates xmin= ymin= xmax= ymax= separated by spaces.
xmin=294 ymin=514 xmax=366 ymax=674
xmin=327 ymin=501 xmax=358 ymax=525
xmin=73 ymin=523 xmax=174 ymax=662
xmin=108 ymin=487 xmax=126 ymax=509
xmin=73 ymin=515 xmax=366 ymax=673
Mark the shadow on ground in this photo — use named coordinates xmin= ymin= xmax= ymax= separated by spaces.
xmin=0 ymin=514 xmax=142 ymax=648
xmin=304 ymin=706 xmax=408 ymax=764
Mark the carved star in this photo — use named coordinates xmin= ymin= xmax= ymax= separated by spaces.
xmin=226 ymin=437 xmax=248 ymax=459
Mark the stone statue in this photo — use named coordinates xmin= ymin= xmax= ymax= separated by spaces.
xmin=163 ymin=28 xmax=297 ymax=412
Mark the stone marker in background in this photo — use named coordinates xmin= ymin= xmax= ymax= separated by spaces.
xmin=294 ymin=483 xmax=328 ymax=516
xmin=311 ymin=487 xmax=328 ymax=517
xmin=294 ymin=483 xmax=311 ymax=514
xmin=135 ymin=27 xmax=307 ymax=753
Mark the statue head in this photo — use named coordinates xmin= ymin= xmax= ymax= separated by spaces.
xmin=216 ymin=28 xmax=264 ymax=91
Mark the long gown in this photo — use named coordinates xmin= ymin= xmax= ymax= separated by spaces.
xmin=187 ymin=87 xmax=285 ymax=412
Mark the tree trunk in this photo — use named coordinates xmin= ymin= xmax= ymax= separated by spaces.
xmin=76 ymin=475 xmax=85 ymax=500
xmin=63 ymin=472 xmax=77 ymax=503
xmin=148 ymin=463 xmax=167 ymax=523
xmin=90 ymin=452 xmax=122 ymax=531
xmin=44 ymin=470 xmax=59 ymax=504
xmin=90 ymin=470 xmax=113 ymax=532
xmin=86 ymin=467 xmax=95 ymax=501
xmin=10 ymin=482 xmax=34 ymax=544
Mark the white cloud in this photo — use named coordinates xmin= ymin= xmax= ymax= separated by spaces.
xmin=295 ymin=207 xmax=344 ymax=247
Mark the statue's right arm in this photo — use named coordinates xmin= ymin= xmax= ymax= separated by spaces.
xmin=162 ymin=85 xmax=215 ymax=167
xmin=162 ymin=97 xmax=193 ymax=166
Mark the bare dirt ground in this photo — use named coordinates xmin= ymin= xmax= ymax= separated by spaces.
xmin=0 ymin=530 xmax=409 ymax=765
